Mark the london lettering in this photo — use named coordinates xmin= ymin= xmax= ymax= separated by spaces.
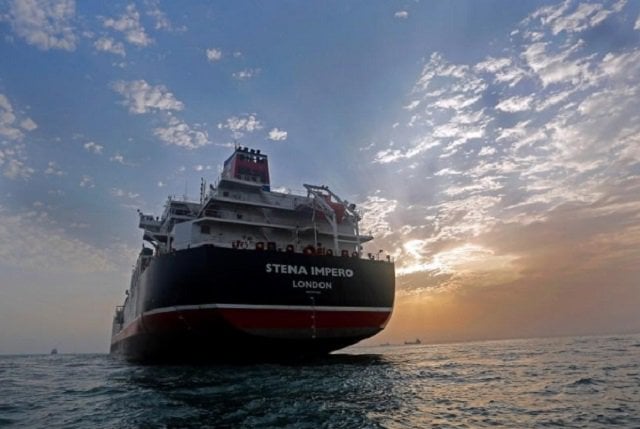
xmin=265 ymin=263 xmax=354 ymax=278
xmin=292 ymin=280 xmax=332 ymax=289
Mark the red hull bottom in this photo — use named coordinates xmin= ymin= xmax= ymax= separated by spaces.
xmin=110 ymin=306 xmax=392 ymax=363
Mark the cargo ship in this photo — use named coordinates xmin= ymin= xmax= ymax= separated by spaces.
xmin=110 ymin=146 xmax=395 ymax=362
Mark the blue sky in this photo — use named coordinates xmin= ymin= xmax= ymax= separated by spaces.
xmin=1 ymin=0 xmax=639 ymax=353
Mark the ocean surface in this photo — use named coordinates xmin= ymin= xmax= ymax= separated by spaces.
xmin=1 ymin=334 xmax=639 ymax=428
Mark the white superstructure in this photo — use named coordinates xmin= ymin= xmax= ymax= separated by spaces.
xmin=137 ymin=146 xmax=372 ymax=257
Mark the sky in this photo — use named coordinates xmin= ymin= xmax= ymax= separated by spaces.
xmin=0 ymin=0 xmax=639 ymax=353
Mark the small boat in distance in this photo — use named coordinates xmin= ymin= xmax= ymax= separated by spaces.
xmin=50 ymin=348 xmax=58 ymax=355
xmin=404 ymin=339 xmax=421 ymax=345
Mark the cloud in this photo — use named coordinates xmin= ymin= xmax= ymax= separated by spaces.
xmin=522 ymin=40 xmax=596 ymax=88
xmin=0 ymin=94 xmax=37 ymax=179
xmin=0 ymin=94 xmax=31 ymax=140
xmin=110 ymin=153 xmax=124 ymax=164
xmin=394 ymin=10 xmax=409 ymax=19
xmin=635 ymin=14 xmax=640 ymax=30
xmin=218 ymin=114 xmax=263 ymax=138
xmin=83 ymin=141 xmax=103 ymax=154
xmin=109 ymin=152 xmax=135 ymax=165
xmin=145 ymin=0 xmax=179 ymax=31
xmin=365 ymin=0 xmax=640 ymax=291
xmin=44 ymin=161 xmax=65 ymax=176
xmin=112 ymin=80 xmax=184 ymax=114
xmin=110 ymin=81 xmax=206 ymax=150
xmin=532 ymin=1 xmax=622 ymax=35
xmin=102 ymin=4 xmax=152 ymax=47
xmin=153 ymin=116 xmax=210 ymax=149
xmin=110 ymin=187 xmax=139 ymax=199
xmin=79 ymin=175 xmax=94 ymax=188
xmin=267 ymin=128 xmax=287 ymax=141
xmin=3 ymin=158 xmax=35 ymax=180
xmin=232 ymin=68 xmax=260 ymax=80
xmin=358 ymin=195 xmax=398 ymax=238
xmin=495 ymin=95 xmax=535 ymax=112
xmin=206 ymin=48 xmax=222 ymax=62
xmin=478 ymin=146 xmax=496 ymax=156
xmin=20 ymin=118 xmax=38 ymax=131
xmin=5 ymin=0 xmax=76 ymax=51
xmin=0 ymin=206 xmax=117 ymax=273
xmin=373 ymin=137 xmax=441 ymax=164
xmin=94 ymin=36 xmax=125 ymax=56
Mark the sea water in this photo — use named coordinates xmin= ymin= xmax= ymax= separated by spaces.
xmin=0 ymin=334 xmax=638 ymax=428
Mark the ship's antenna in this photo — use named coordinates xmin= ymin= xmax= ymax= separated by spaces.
xmin=200 ymin=178 xmax=207 ymax=204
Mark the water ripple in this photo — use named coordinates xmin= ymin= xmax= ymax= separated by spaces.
xmin=0 ymin=334 xmax=639 ymax=428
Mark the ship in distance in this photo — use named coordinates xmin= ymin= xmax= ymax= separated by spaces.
xmin=110 ymin=146 xmax=396 ymax=362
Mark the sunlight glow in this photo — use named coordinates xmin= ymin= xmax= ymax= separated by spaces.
xmin=397 ymin=243 xmax=517 ymax=277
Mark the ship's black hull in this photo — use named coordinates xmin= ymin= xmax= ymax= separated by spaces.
xmin=111 ymin=245 xmax=395 ymax=363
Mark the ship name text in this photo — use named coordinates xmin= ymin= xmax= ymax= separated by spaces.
xmin=265 ymin=263 xmax=354 ymax=278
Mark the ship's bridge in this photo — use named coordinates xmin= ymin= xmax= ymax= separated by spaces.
xmin=221 ymin=146 xmax=270 ymax=191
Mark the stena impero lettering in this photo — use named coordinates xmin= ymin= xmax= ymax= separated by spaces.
xmin=265 ymin=263 xmax=354 ymax=278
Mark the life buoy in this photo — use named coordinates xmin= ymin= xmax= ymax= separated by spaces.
xmin=326 ymin=249 xmax=333 ymax=256
xmin=303 ymin=245 xmax=316 ymax=255
xmin=352 ymin=251 xmax=359 ymax=258
xmin=286 ymin=244 xmax=295 ymax=253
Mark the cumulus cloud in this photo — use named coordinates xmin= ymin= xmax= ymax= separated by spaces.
xmin=206 ymin=48 xmax=222 ymax=62
xmin=102 ymin=4 xmax=152 ymax=47
xmin=0 ymin=94 xmax=29 ymax=140
xmin=232 ymin=68 xmax=260 ymax=80
xmin=217 ymin=114 xmax=263 ymax=138
xmin=394 ymin=10 xmax=409 ymax=19
xmin=83 ymin=141 xmax=103 ymax=154
xmin=0 ymin=94 xmax=37 ymax=179
xmin=267 ymin=128 xmax=287 ymax=141
xmin=79 ymin=175 xmax=94 ymax=188
xmin=112 ymin=80 xmax=184 ymax=114
xmin=153 ymin=116 xmax=210 ymax=149
xmin=109 ymin=152 xmax=136 ymax=166
xmin=20 ymin=118 xmax=38 ymax=131
xmin=495 ymin=95 xmax=535 ymax=112
xmin=44 ymin=161 xmax=65 ymax=176
xmin=94 ymin=36 xmax=125 ymax=56
xmin=478 ymin=146 xmax=496 ymax=156
xmin=5 ymin=0 xmax=76 ymax=51
xmin=145 ymin=0 xmax=178 ymax=31
xmin=3 ymin=158 xmax=35 ymax=180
